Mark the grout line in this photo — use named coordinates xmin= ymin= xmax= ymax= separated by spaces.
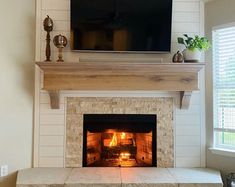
xmin=167 ymin=168 xmax=179 ymax=187
xmin=120 ymin=168 xmax=123 ymax=187
xmin=64 ymin=168 xmax=74 ymax=185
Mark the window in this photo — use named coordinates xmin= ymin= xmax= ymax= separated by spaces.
xmin=213 ymin=24 xmax=235 ymax=150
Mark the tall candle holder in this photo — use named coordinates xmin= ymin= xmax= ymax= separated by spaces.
xmin=53 ymin=34 xmax=68 ymax=62
xmin=43 ymin=15 xmax=54 ymax=62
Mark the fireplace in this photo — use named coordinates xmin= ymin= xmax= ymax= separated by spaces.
xmin=83 ymin=114 xmax=157 ymax=167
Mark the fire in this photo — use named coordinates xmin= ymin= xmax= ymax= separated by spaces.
xmin=121 ymin=132 xmax=126 ymax=139
xmin=120 ymin=152 xmax=131 ymax=160
xmin=109 ymin=133 xmax=118 ymax=147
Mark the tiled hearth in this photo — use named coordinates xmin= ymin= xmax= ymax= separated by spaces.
xmin=66 ymin=97 xmax=174 ymax=168
xmin=16 ymin=168 xmax=223 ymax=187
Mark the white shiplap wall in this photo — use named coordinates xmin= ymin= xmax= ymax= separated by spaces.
xmin=34 ymin=0 xmax=205 ymax=167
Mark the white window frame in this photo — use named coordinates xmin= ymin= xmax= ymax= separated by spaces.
xmin=212 ymin=22 xmax=235 ymax=154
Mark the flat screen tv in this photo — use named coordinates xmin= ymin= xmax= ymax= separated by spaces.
xmin=71 ymin=0 xmax=172 ymax=53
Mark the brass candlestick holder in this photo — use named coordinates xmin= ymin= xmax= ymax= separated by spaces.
xmin=43 ymin=15 xmax=54 ymax=62
xmin=53 ymin=34 xmax=68 ymax=62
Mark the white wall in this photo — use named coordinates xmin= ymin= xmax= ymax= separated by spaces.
xmin=34 ymin=0 xmax=206 ymax=168
xmin=205 ymin=0 xmax=235 ymax=179
xmin=0 ymin=0 xmax=35 ymax=173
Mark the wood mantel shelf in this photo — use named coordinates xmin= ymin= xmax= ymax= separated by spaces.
xmin=36 ymin=62 xmax=204 ymax=109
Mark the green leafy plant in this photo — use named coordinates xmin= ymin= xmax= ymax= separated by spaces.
xmin=178 ymin=34 xmax=211 ymax=51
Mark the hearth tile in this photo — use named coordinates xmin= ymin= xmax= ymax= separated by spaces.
xmin=179 ymin=184 xmax=223 ymax=187
xmin=168 ymin=168 xmax=223 ymax=187
xmin=65 ymin=168 xmax=121 ymax=187
xmin=16 ymin=168 xmax=72 ymax=187
xmin=121 ymin=168 xmax=177 ymax=187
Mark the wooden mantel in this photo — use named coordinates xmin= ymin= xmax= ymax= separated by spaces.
xmin=36 ymin=62 xmax=204 ymax=109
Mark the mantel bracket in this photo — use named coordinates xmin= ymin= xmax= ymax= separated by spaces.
xmin=180 ymin=91 xmax=192 ymax=109
xmin=49 ymin=90 xmax=60 ymax=109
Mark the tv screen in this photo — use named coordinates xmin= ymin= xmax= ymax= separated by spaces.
xmin=71 ymin=0 xmax=172 ymax=52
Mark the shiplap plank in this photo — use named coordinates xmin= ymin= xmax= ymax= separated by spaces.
xmin=174 ymin=0 xmax=200 ymax=1
xmin=40 ymin=103 xmax=64 ymax=115
xmin=42 ymin=0 xmax=69 ymax=10
xmin=176 ymin=157 xmax=201 ymax=167
xmin=190 ymin=92 xmax=201 ymax=104
xmin=173 ymin=2 xmax=200 ymax=12
xmin=176 ymin=126 xmax=200 ymax=136
xmin=173 ymin=12 xmax=200 ymax=23
xmin=176 ymin=136 xmax=201 ymax=146
xmin=39 ymin=157 xmax=64 ymax=167
xmin=40 ymin=135 xmax=64 ymax=146
xmin=175 ymin=114 xmax=201 ymax=125
xmin=40 ymin=146 xmax=64 ymax=157
xmin=40 ymin=125 xmax=64 ymax=135
xmin=41 ymin=10 xmax=69 ymax=21
xmin=172 ymin=22 xmax=200 ymax=33
xmin=175 ymin=105 xmax=200 ymax=115
xmin=40 ymin=114 xmax=65 ymax=125
xmin=176 ymin=146 xmax=201 ymax=157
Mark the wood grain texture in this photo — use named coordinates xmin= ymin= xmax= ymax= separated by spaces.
xmin=37 ymin=62 xmax=204 ymax=91
xmin=36 ymin=62 xmax=204 ymax=109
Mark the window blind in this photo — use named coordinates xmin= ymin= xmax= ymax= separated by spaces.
xmin=213 ymin=24 xmax=235 ymax=150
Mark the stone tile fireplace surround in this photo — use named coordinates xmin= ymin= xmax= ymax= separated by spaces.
xmin=66 ymin=97 xmax=174 ymax=168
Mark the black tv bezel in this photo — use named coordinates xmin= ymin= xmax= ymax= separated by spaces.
xmin=70 ymin=0 xmax=173 ymax=54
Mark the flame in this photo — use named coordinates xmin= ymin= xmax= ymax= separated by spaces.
xmin=121 ymin=132 xmax=126 ymax=139
xmin=109 ymin=133 xmax=118 ymax=147
xmin=120 ymin=152 xmax=131 ymax=160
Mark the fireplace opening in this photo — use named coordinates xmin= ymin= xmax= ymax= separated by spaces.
xmin=83 ymin=114 xmax=156 ymax=167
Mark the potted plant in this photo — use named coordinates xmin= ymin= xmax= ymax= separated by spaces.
xmin=177 ymin=34 xmax=211 ymax=62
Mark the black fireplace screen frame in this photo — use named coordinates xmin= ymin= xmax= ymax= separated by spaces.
xmin=83 ymin=114 xmax=157 ymax=167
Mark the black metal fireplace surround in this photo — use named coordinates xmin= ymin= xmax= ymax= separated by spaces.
xmin=83 ymin=114 xmax=157 ymax=167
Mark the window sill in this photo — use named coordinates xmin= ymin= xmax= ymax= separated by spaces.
xmin=209 ymin=147 xmax=235 ymax=158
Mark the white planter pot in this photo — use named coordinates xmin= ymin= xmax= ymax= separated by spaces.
xmin=182 ymin=49 xmax=201 ymax=62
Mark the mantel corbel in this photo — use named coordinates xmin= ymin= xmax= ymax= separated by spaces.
xmin=48 ymin=90 xmax=60 ymax=109
xmin=180 ymin=91 xmax=193 ymax=109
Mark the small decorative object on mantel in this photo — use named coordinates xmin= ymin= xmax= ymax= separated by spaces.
xmin=172 ymin=51 xmax=184 ymax=63
xmin=178 ymin=34 xmax=211 ymax=63
xmin=53 ymin=34 xmax=68 ymax=62
xmin=43 ymin=15 xmax=54 ymax=62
